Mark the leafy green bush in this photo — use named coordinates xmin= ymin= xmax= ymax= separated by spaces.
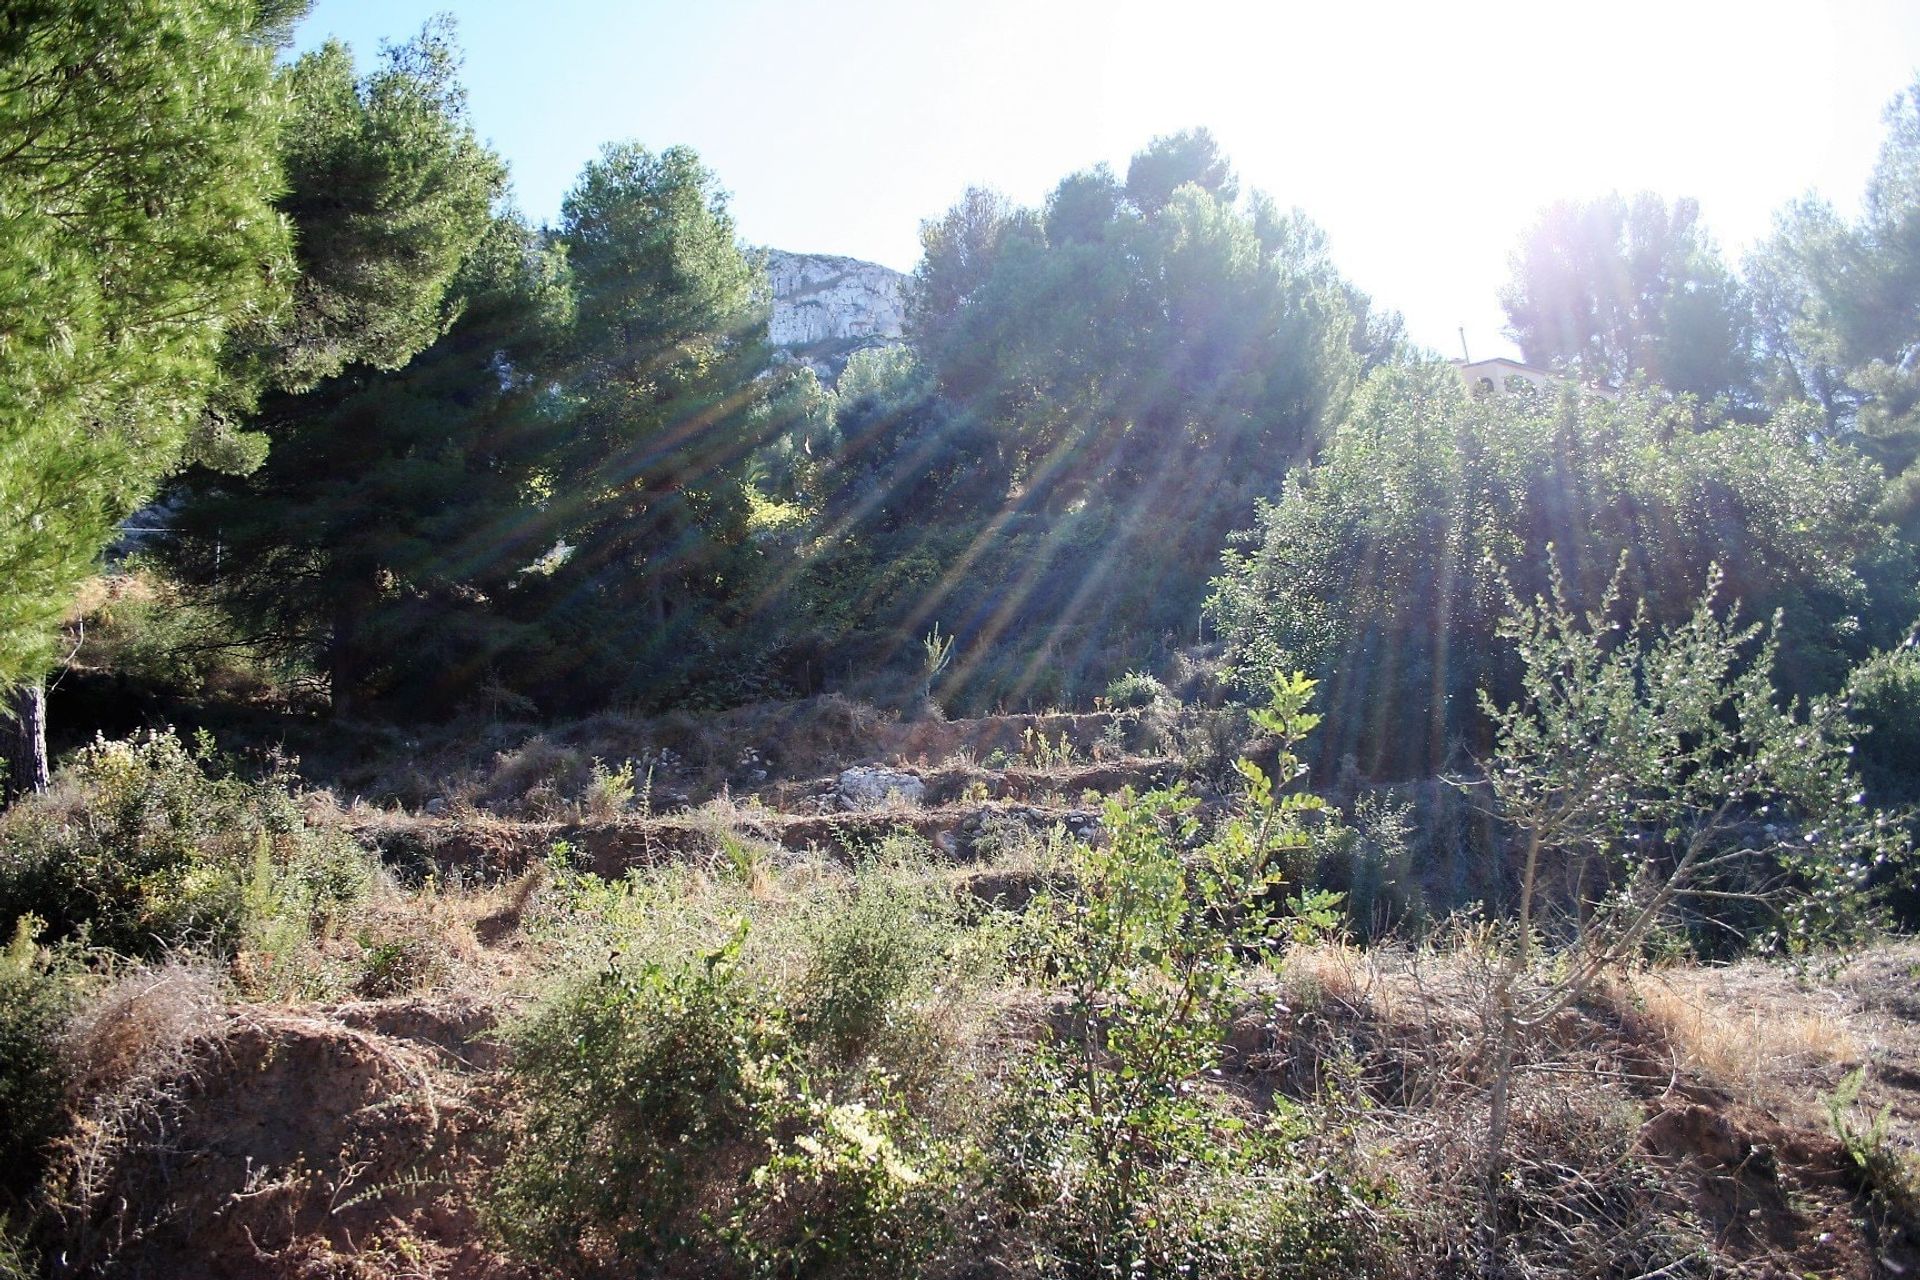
xmin=0 ymin=730 xmax=374 ymax=962
xmin=1847 ymin=642 xmax=1920 ymax=805
xmin=352 ymin=930 xmax=451 ymax=998
xmin=490 ymin=927 xmax=766 ymax=1271
xmin=1103 ymin=669 xmax=1168 ymax=710
xmin=1825 ymin=1066 xmax=1920 ymax=1221
xmin=1208 ymin=364 xmax=1900 ymax=778
xmin=794 ymin=863 xmax=961 ymax=1059
xmin=1322 ymin=791 xmax=1421 ymax=941
xmin=0 ymin=1213 xmax=37 ymax=1280
xmin=581 ymin=756 xmax=638 ymax=819
xmin=63 ymin=565 xmax=281 ymax=699
xmin=728 ymin=1067 xmax=970 ymax=1279
xmin=492 ymin=909 xmax=973 ymax=1277
xmin=1001 ymin=673 xmax=1386 ymax=1277
xmin=1477 ymin=560 xmax=1905 ymax=968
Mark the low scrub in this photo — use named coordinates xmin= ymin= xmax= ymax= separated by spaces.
xmin=485 ymin=678 xmax=1392 ymax=1278
xmin=490 ymin=916 xmax=972 ymax=1277
xmin=1102 ymin=669 xmax=1169 ymax=710
xmin=0 ymin=730 xmax=376 ymax=964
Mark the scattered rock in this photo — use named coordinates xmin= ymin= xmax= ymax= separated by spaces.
xmin=835 ymin=766 xmax=926 ymax=810
xmin=957 ymin=804 xmax=1101 ymax=842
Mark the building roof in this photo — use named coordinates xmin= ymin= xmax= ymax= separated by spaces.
xmin=1451 ymin=356 xmax=1556 ymax=375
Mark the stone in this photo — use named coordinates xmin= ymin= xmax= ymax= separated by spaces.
xmin=835 ymin=766 xmax=926 ymax=811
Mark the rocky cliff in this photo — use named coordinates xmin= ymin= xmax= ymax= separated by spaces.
xmin=765 ymin=250 xmax=907 ymax=381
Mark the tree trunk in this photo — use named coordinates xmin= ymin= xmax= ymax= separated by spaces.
xmin=647 ymin=573 xmax=667 ymax=629
xmin=328 ymin=597 xmax=361 ymax=719
xmin=1478 ymin=986 xmax=1519 ymax=1278
xmin=1 ymin=681 xmax=50 ymax=805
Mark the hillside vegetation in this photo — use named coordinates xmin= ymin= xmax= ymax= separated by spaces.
xmin=4 ymin=5 xmax=1920 ymax=1278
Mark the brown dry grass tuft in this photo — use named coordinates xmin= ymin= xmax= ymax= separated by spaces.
xmin=1620 ymin=971 xmax=1862 ymax=1106
xmin=1279 ymin=938 xmax=1374 ymax=1008
xmin=54 ymin=961 xmax=229 ymax=1220
xmin=482 ymin=735 xmax=589 ymax=818
xmin=61 ymin=960 xmax=225 ymax=1102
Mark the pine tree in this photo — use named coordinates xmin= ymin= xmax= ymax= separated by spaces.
xmin=542 ymin=142 xmax=781 ymax=704
xmin=162 ymin=19 xmax=513 ymax=718
xmin=0 ymin=0 xmax=293 ymax=797
xmin=1501 ymin=192 xmax=1757 ymax=404
xmin=255 ymin=18 xmax=505 ymax=391
xmin=167 ymin=214 xmax=572 ymax=715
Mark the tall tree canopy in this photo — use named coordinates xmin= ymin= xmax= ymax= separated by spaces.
xmin=1748 ymin=76 xmax=1920 ymax=533
xmin=911 ymin=143 xmax=1361 ymax=505
xmin=888 ymin=132 xmax=1372 ymax=706
xmin=159 ymin=21 xmax=523 ymax=716
xmin=525 ymin=141 xmax=799 ymax=708
xmin=1122 ymin=126 xmax=1238 ymax=215
xmin=166 ymin=212 xmax=573 ymax=715
xmin=256 ymin=18 xmax=505 ymax=393
xmin=1501 ymin=192 xmax=1756 ymax=404
xmin=0 ymin=0 xmax=293 ymax=693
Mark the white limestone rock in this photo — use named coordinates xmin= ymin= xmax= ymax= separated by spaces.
xmin=835 ymin=766 xmax=926 ymax=811
xmin=765 ymin=250 xmax=907 ymax=380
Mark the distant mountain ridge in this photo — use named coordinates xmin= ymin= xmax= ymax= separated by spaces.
xmin=764 ymin=249 xmax=907 ymax=381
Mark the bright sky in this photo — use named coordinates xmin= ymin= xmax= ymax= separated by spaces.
xmin=294 ymin=0 xmax=1920 ymax=361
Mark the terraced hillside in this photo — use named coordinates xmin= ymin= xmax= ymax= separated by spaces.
xmin=7 ymin=697 xmax=1920 ymax=1278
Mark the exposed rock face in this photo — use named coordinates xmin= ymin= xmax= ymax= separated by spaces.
xmin=835 ymin=765 xmax=925 ymax=811
xmin=765 ymin=250 xmax=907 ymax=381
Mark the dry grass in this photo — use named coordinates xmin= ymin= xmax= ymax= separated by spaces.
xmin=23 ymin=830 xmax=1920 ymax=1280
xmin=1620 ymin=970 xmax=1863 ymax=1106
xmin=63 ymin=571 xmax=159 ymax=620
xmin=54 ymin=961 xmax=229 ymax=1217
xmin=483 ymin=735 xmax=589 ymax=818
xmin=682 ymin=791 xmax=789 ymax=890
xmin=1277 ymin=937 xmax=1374 ymax=1007
xmin=62 ymin=960 xmax=226 ymax=1101
xmin=15 ymin=690 xmax=1919 ymax=1279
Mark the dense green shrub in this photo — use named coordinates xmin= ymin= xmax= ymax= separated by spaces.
xmin=492 ymin=906 xmax=973 ymax=1277
xmin=0 ymin=1215 xmax=36 ymax=1280
xmin=491 ymin=930 xmax=764 ymax=1270
xmin=0 ymin=921 xmax=71 ymax=1206
xmin=1321 ymin=791 xmax=1423 ymax=941
xmin=1209 ymin=363 xmax=1903 ymax=779
xmin=1102 ymin=669 xmax=1169 ymax=709
xmin=794 ymin=865 xmax=961 ymax=1060
xmin=61 ymin=565 xmax=284 ymax=702
xmin=0 ymin=730 xmax=373 ymax=961
xmin=1476 ymin=562 xmax=1906 ymax=964
xmin=999 ymin=674 xmax=1387 ymax=1277
xmin=1847 ymin=641 xmax=1920 ymax=805
xmin=728 ymin=1067 xmax=970 ymax=1280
